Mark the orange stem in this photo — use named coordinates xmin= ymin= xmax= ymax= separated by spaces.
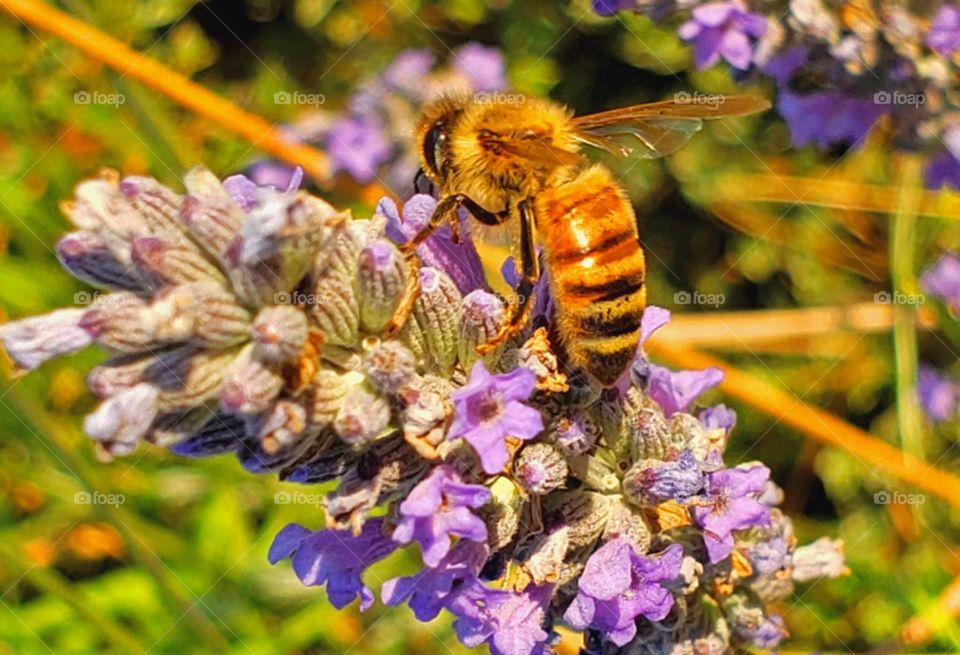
xmin=0 ymin=0 xmax=330 ymax=181
xmin=646 ymin=340 xmax=960 ymax=508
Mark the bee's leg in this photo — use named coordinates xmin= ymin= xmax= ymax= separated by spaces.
xmin=385 ymin=194 xmax=506 ymax=336
xmin=477 ymin=199 xmax=539 ymax=354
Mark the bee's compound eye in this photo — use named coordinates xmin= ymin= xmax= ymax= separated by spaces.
xmin=423 ymin=121 xmax=445 ymax=179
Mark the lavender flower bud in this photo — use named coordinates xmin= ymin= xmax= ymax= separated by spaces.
xmin=409 ymin=267 xmax=461 ymax=375
xmin=308 ymin=369 xmax=359 ymax=428
xmin=671 ymin=412 xmax=708 ymax=459
xmin=130 ymin=236 xmax=225 ymax=287
xmin=549 ymin=412 xmax=599 ymax=457
xmin=219 ymin=346 xmax=284 ymax=415
xmin=119 ymin=175 xmax=185 ymax=238
xmin=145 ymin=282 xmax=251 ymax=347
xmin=78 ymin=293 xmax=154 ymax=352
xmin=356 ymin=239 xmax=407 ymax=333
xmin=259 ymin=400 xmax=308 ymax=454
xmin=311 ymin=275 xmax=359 ymax=347
xmin=0 ymin=309 xmax=93 ymax=370
xmin=363 ymin=339 xmax=416 ymax=392
xmin=315 ymin=219 xmax=372 ymax=281
xmin=459 ymin=290 xmax=506 ymax=370
xmin=67 ymin=175 xmax=143 ymax=243
xmin=543 ymin=491 xmax=611 ymax=547
xmin=87 ymin=354 xmax=152 ymax=398
xmin=514 ymin=443 xmax=568 ymax=495
xmin=401 ymin=385 xmax=449 ymax=458
xmin=623 ymin=451 xmax=705 ymax=506
xmin=333 ymin=386 xmax=391 ymax=446
xmin=603 ymin=497 xmax=652 ymax=554
xmin=514 ymin=527 xmax=570 ymax=588
xmin=251 ymin=305 xmax=308 ymax=363
xmin=602 ymin=386 xmax=679 ymax=460
xmin=791 ymin=537 xmax=848 ymax=582
xmin=479 ymin=476 xmax=524 ymax=551
xmin=83 ymin=383 xmax=160 ymax=456
xmin=723 ymin=594 xmax=787 ymax=649
xmin=56 ymin=231 xmax=142 ymax=291
xmin=145 ymin=347 xmax=237 ymax=412
xmin=148 ymin=408 xmax=213 ymax=447
xmin=180 ymin=167 xmax=245 ymax=256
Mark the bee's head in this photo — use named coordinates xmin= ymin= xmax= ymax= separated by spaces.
xmin=416 ymin=95 xmax=465 ymax=185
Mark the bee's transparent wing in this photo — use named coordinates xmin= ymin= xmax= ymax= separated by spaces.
xmin=491 ymin=134 xmax=583 ymax=167
xmin=572 ymin=95 xmax=770 ymax=160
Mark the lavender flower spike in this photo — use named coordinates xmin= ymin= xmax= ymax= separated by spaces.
xmin=692 ymin=463 xmax=772 ymax=563
xmin=678 ymin=0 xmax=767 ymax=70
xmin=448 ymin=362 xmax=545 ymax=474
xmin=564 ymin=539 xmax=684 ymax=646
xmin=269 ymin=518 xmax=396 ymax=611
xmin=392 ymin=465 xmax=490 ymax=566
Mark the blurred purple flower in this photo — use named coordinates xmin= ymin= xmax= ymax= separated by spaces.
xmin=380 ymin=195 xmax=486 ymax=294
xmin=926 ymin=150 xmax=960 ymax=189
xmin=453 ymin=43 xmax=507 ymax=91
xmin=392 ymin=465 xmax=491 ymax=566
xmin=920 ymin=253 xmax=960 ymax=314
xmin=448 ymin=580 xmax=553 ymax=655
xmin=764 ymin=47 xmax=887 ymax=149
xmin=918 ymin=366 xmax=960 ymax=422
xmin=381 ymin=541 xmax=488 ymax=620
xmin=928 ymin=5 xmax=960 ymax=57
xmin=383 ymin=49 xmax=436 ymax=95
xmin=564 ymin=538 xmax=683 ymax=646
xmin=592 ymin=0 xmax=636 ymax=16
xmin=692 ymin=464 xmax=771 ymax=563
xmin=678 ymin=1 xmax=767 ymax=70
xmin=269 ymin=518 xmax=396 ymax=611
xmin=326 ymin=114 xmax=392 ymax=183
xmin=736 ymin=612 xmax=787 ymax=649
xmin=449 ymin=362 xmax=544 ymax=474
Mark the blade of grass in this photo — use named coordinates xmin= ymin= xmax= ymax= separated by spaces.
xmin=645 ymin=339 xmax=960 ymax=508
xmin=714 ymin=173 xmax=960 ymax=220
xmin=658 ymin=303 xmax=936 ymax=350
xmin=890 ymin=154 xmax=925 ymax=459
xmin=0 ymin=0 xmax=330 ymax=181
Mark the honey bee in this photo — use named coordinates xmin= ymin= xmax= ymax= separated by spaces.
xmin=388 ymin=92 xmax=769 ymax=387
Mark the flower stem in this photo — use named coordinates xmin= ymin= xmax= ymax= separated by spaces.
xmin=891 ymin=154 xmax=925 ymax=460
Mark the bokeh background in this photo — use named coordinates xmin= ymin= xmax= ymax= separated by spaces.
xmin=1 ymin=1 xmax=959 ymax=653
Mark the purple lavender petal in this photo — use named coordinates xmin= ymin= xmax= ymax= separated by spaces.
xmin=646 ymin=364 xmax=725 ymax=416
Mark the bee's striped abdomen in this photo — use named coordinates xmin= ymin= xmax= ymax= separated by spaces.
xmin=536 ymin=164 xmax=646 ymax=386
